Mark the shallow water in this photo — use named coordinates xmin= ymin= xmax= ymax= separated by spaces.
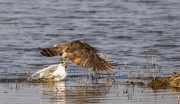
xmin=1 ymin=80 xmax=180 ymax=104
xmin=0 ymin=0 xmax=180 ymax=103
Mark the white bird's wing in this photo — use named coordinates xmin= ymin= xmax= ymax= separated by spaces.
xmin=31 ymin=65 xmax=57 ymax=78
xmin=53 ymin=64 xmax=67 ymax=81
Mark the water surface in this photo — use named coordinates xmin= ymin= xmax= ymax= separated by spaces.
xmin=0 ymin=0 xmax=180 ymax=103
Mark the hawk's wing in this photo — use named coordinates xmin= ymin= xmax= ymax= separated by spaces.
xmin=66 ymin=41 xmax=117 ymax=71
xmin=39 ymin=44 xmax=68 ymax=57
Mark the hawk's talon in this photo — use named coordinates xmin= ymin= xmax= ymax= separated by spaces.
xmin=61 ymin=58 xmax=67 ymax=68
xmin=62 ymin=63 xmax=67 ymax=68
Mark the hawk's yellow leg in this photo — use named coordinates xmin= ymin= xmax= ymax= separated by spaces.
xmin=61 ymin=58 xmax=67 ymax=67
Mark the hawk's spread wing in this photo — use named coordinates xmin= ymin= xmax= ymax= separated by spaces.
xmin=39 ymin=40 xmax=117 ymax=71
xmin=65 ymin=41 xmax=117 ymax=71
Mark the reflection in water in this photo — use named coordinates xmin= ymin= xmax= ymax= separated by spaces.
xmin=40 ymin=81 xmax=66 ymax=104
xmin=171 ymin=87 xmax=180 ymax=92
xmin=65 ymin=82 xmax=110 ymax=103
xmin=39 ymin=79 xmax=112 ymax=104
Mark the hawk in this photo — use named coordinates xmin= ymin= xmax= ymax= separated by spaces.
xmin=39 ymin=40 xmax=117 ymax=71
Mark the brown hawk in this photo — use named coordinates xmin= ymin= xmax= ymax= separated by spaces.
xmin=39 ymin=40 xmax=117 ymax=71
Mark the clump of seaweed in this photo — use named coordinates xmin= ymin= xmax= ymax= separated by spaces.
xmin=146 ymin=73 xmax=180 ymax=90
xmin=147 ymin=77 xmax=172 ymax=90
xmin=169 ymin=74 xmax=180 ymax=87
xmin=141 ymin=47 xmax=180 ymax=90
xmin=138 ymin=47 xmax=171 ymax=90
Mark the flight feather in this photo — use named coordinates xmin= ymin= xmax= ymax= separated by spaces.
xmin=39 ymin=40 xmax=117 ymax=71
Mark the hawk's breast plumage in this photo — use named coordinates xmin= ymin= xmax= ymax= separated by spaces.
xmin=39 ymin=40 xmax=117 ymax=71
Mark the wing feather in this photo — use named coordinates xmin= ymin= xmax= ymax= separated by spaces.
xmin=73 ymin=58 xmax=81 ymax=64
xmin=39 ymin=44 xmax=68 ymax=57
xmin=40 ymin=40 xmax=117 ymax=71
xmin=66 ymin=40 xmax=117 ymax=71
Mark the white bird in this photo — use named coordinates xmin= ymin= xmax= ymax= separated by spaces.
xmin=31 ymin=64 xmax=67 ymax=81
